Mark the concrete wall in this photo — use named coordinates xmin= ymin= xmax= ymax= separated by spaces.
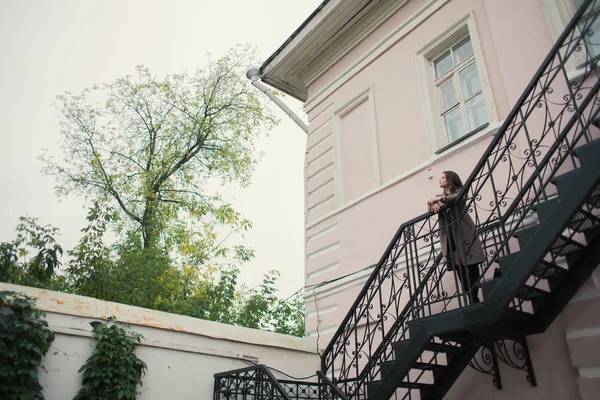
xmin=0 ymin=283 xmax=320 ymax=400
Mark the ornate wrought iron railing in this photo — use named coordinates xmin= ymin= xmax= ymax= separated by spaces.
xmin=317 ymin=372 xmax=349 ymax=400
xmin=213 ymin=365 xmax=348 ymax=400
xmin=214 ymin=365 xmax=291 ymax=400
xmin=321 ymin=0 xmax=600 ymax=398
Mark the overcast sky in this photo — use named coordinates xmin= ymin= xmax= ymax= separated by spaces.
xmin=0 ymin=0 xmax=321 ymax=298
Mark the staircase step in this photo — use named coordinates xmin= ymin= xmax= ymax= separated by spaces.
xmin=367 ymin=380 xmax=433 ymax=399
xmin=393 ymin=340 xmax=410 ymax=360
xmin=550 ymin=234 xmax=586 ymax=256
xmin=501 ymin=307 xmax=532 ymax=323
xmin=479 ymin=278 xmax=500 ymax=300
xmin=567 ymin=209 xmax=600 ymax=232
xmin=514 ymin=284 xmax=549 ymax=301
xmin=552 ymin=169 xmax=583 ymax=195
xmin=585 ymin=226 xmax=600 ymax=244
xmin=585 ymin=184 xmax=600 ymax=208
xmin=512 ymin=226 xmax=582 ymax=256
xmin=533 ymin=197 xmax=560 ymax=222
xmin=379 ymin=360 xmax=444 ymax=378
xmin=379 ymin=360 xmax=394 ymax=378
xmin=424 ymin=341 xmax=462 ymax=354
xmin=398 ymin=381 xmax=434 ymax=390
xmin=531 ymin=260 xmax=567 ymax=279
xmin=498 ymin=252 xmax=520 ymax=275
xmin=573 ymin=138 xmax=600 ymax=168
xmin=568 ymin=210 xmax=600 ymax=232
xmin=413 ymin=361 xmax=446 ymax=371
xmin=515 ymin=225 xmax=539 ymax=250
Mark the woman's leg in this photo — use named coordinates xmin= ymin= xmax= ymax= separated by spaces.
xmin=456 ymin=264 xmax=481 ymax=304
xmin=466 ymin=263 xmax=481 ymax=303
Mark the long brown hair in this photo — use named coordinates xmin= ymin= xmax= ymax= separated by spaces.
xmin=443 ymin=170 xmax=463 ymax=194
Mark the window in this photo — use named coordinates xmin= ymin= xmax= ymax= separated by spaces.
xmin=432 ymin=36 xmax=488 ymax=143
xmin=415 ymin=13 xmax=498 ymax=154
xmin=541 ymin=0 xmax=600 ymax=66
xmin=570 ymin=0 xmax=600 ymax=60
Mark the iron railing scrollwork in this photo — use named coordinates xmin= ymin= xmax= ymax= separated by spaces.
xmin=318 ymin=372 xmax=349 ymax=400
xmin=321 ymin=0 xmax=600 ymax=398
xmin=214 ymin=365 xmax=291 ymax=400
xmin=213 ymin=366 xmax=349 ymax=400
xmin=469 ymin=337 xmax=537 ymax=390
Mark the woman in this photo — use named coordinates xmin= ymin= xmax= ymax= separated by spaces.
xmin=427 ymin=171 xmax=486 ymax=304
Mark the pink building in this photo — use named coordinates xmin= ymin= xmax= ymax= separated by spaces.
xmin=215 ymin=0 xmax=600 ymax=399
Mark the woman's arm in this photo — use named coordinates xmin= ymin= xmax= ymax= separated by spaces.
xmin=427 ymin=195 xmax=443 ymax=206
xmin=440 ymin=189 xmax=462 ymax=204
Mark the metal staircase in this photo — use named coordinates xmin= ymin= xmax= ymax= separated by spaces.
xmin=213 ymin=0 xmax=600 ymax=399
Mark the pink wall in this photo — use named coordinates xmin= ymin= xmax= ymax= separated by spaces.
xmin=303 ymin=0 xmax=559 ymax=342
xmin=299 ymin=1 xmax=600 ymax=398
xmin=447 ymin=315 xmax=582 ymax=400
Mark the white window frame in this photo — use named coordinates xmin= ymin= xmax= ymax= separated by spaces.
xmin=433 ymin=35 xmax=487 ymax=143
xmin=415 ymin=12 xmax=498 ymax=154
xmin=540 ymin=0 xmax=598 ymax=73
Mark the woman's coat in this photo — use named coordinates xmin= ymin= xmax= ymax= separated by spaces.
xmin=436 ymin=192 xmax=487 ymax=269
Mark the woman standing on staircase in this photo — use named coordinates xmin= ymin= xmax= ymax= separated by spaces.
xmin=427 ymin=171 xmax=487 ymax=304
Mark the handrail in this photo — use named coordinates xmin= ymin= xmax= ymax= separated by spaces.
xmin=459 ymin=0 xmax=598 ymax=200
xmin=322 ymin=0 xmax=598 ymax=363
xmin=213 ymin=364 xmax=292 ymax=400
xmin=320 ymin=210 xmax=437 ymax=361
xmin=318 ymin=371 xmax=348 ymax=400
xmin=320 ymin=0 xmax=600 ymax=397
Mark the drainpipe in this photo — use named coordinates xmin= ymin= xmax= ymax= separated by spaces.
xmin=246 ymin=68 xmax=308 ymax=134
xmin=246 ymin=68 xmax=310 ymax=299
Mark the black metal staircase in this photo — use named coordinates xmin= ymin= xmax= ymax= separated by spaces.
xmin=214 ymin=1 xmax=600 ymax=399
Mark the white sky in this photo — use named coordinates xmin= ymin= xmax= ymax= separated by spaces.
xmin=0 ymin=0 xmax=322 ymax=298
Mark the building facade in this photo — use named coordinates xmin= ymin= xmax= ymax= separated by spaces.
xmin=254 ymin=0 xmax=600 ymax=399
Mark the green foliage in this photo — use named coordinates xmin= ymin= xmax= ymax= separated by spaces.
xmin=0 ymin=216 xmax=63 ymax=287
xmin=235 ymin=271 xmax=305 ymax=336
xmin=2 ymin=46 xmax=305 ymax=338
xmin=0 ymin=291 xmax=55 ymax=400
xmin=74 ymin=318 xmax=147 ymax=400
xmin=2 ymin=214 xmax=306 ymax=337
xmin=41 ymin=45 xmax=277 ymax=253
xmin=64 ymin=202 xmax=116 ymax=299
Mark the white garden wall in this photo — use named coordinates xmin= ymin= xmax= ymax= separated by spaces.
xmin=0 ymin=283 xmax=320 ymax=399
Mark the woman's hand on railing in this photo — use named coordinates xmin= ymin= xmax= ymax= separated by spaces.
xmin=427 ymin=196 xmax=442 ymax=213
xmin=427 ymin=196 xmax=441 ymax=206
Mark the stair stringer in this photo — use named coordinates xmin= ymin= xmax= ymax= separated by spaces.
xmin=369 ymin=147 xmax=600 ymax=400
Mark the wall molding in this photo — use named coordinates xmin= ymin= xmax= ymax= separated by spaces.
xmin=305 ymin=206 xmax=538 ymax=302
xmin=307 ymin=119 xmax=502 ymax=229
xmin=332 ymin=85 xmax=380 ymax=206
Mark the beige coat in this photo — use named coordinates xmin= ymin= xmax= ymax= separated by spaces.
xmin=434 ymin=192 xmax=487 ymax=270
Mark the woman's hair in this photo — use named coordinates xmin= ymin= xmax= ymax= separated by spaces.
xmin=443 ymin=170 xmax=463 ymax=193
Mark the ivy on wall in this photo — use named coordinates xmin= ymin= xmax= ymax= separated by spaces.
xmin=0 ymin=291 xmax=55 ymax=400
xmin=74 ymin=318 xmax=147 ymax=400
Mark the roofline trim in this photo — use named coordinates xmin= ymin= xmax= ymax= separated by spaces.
xmin=259 ymin=0 xmax=331 ymax=74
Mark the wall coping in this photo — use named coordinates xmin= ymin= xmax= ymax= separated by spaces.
xmin=0 ymin=282 xmax=318 ymax=355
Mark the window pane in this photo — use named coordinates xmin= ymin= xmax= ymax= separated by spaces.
xmin=581 ymin=19 xmax=600 ymax=58
xmin=440 ymin=79 xmax=458 ymax=111
xmin=444 ymin=107 xmax=465 ymax=142
xmin=459 ymin=63 xmax=482 ymax=98
xmin=466 ymin=93 xmax=488 ymax=130
xmin=434 ymin=50 xmax=453 ymax=78
xmin=453 ymin=37 xmax=474 ymax=64
xmin=573 ymin=0 xmax=600 ymax=58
